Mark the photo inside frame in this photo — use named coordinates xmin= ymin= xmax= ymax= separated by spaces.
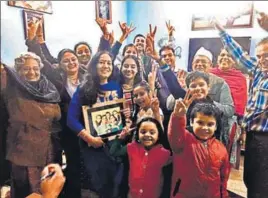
xmin=95 ymin=0 xmax=112 ymax=24
xmin=8 ymin=1 xmax=53 ymax=14
xmin=87 ymin=102 xmax=126 ymax=139
xmin=191 ymin=1 xmax=253 ymax=30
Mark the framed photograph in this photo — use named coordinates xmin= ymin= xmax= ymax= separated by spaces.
xmin=8 ymin=1 xmax=53 ymax=14
xmin=187 ymin=37 xmax=251 ymax=72
xmin=82 ymin=99 xmax=126 ymax=141
xmin=192 ymin=2 xmax=254 ymax=31
xmin=95 ymin=0 xmax=112 ymax=24
xmin=23 ymin=10 xmax=45 ymax=40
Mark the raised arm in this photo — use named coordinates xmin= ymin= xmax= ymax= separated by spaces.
xmin=166 ymin=20 xmax=176 ymax=49
xmin=145 ymin=29 xmax=186 ymax=104
xmin=36 ymin=20 xmax=58 ymax=64
xmin=96 ymin=18 xmax=112 ymax=52
xmin=160 ymin=64 xmax=186 ymax=99
xmin=168 ymin=91 xmax=196 ymax=152
xmin=213 ymin=19 xmax=257 ymax=73
xmin=25 ymin=20 xmax=59 ymax=81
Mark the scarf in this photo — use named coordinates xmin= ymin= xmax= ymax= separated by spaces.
xmin=4 ymin=65 xmax=60 ymax=103
xmin=210 ymin=67 xmax=247 ymax=116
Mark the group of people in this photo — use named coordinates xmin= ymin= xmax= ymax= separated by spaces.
xmin=0 ymin=15 xmax=267 ymax=198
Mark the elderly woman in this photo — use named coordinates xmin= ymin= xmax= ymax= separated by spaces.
xmin=1 ymin=52 xmax=61 ymax=198
xmin=26 ymin=24 xmax=88 ymax=197
xmin=210 ymin=48 xmax=248 ymax=166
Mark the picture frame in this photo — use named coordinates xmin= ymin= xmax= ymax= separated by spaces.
xmin=191 ymin=2 xmax=254 ymax=31
xmin=187 ymin=37 xmax=251 ymax=73
xmin=95 ymin=0 xmax=112 ymax=24
xmin=22 ymin=10 xmax=45 ymax=40
xmin=8 ymin=1 xmax=53 ymax=14
xmin=82 ymin=99 xmax=126 ymax=142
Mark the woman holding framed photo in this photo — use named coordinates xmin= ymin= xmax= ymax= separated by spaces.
xmin=67 ymin=51 xmax=124 ymax=198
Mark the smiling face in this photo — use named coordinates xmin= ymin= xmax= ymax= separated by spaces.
xmin=189 ymin=77 xmax=209 ymax=100
xmin=192 ymin=55 xmax=212 ymax=73
xmin=18 ymin=58 xmax=41 ymax=82
xmin=138 ymin=121 xmax=159 ymax=149
xmin=96 ymin=115 xmax=102 ymax=123
xmin=124 ymin=46 xmax=138 ymax=57
xmin=217 ymin=49 xmax=235 ymax=71
xmin=134 ymin=36 xmax=146 ymax=52
xmin=121 ymin=58 xmax=138 ymax=81
xmin=256 ymin=42 xmax=268 ymax=73
xmin=60 ymin=52 xmax=79 ymax=76
xmin=161 ymin=49 xmax=176 ymax=68
xmin=133 ymin=86 xmax=151 ymax=109
xmin=97 ymin=53 xmax=113 ymax=82
xmin=191 ymin=112 xmax=217 ymax=141
xmin=101 ymin=115 xmax=108 ymax=125
xmin=76 ymin=44 xmax=91 ymax=65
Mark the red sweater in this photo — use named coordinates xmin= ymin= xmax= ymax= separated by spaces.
xmin=168 ymin=114 xmax=230 ymax=198
xmin=127 ymin=142 xmax=170 ymax=198
xmin=210 ymin=67 xmax=247 ymax=116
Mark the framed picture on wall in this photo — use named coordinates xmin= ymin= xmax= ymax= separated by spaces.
xmin=82 ymin=99 xmax=126 ymax=142
xmin=95 ymin=0 xmax=112 ymax=24
xmin=23 ymin=10 xmax=45 ymax=40
xmin=187 ymin=37 xmax=251 ymax=72
xmin=8 ymin=1 xmax=53 ymax=14
xmin=191 ymin=1 xmax=254 ymax=31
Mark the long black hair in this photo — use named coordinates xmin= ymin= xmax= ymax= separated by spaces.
xmin=120 ymin=55 xmax=142 ymax=86
xmin=134 ymin=117 xmax=165 ymax=146
xmin=88 ymin=51 xmax=116 ymax=84
xmin=131 ymin=81 xmax=151 ymax=124
xmin=79 ymin=51 xmax=115 ymax=105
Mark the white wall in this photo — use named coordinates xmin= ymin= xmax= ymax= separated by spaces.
xmin=127 ymin=1 xmax=268 ymax=71
xmin=1 ymin=1 xmax=127 ymax=65
xmin=1 ymin=1 xmax=268 ymax=68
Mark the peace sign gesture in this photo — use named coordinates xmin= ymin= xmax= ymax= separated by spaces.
xmin=148 ymin=24 xmax=157 ymax=43
xmin=173 ymin=90 xmax=197 ymax=117
xmin=145 ymin=33 xmax=160 ymax=61
xmin=166 ymin=20 xmax=175 ymax=37
xmin=148 ymin=63 xmax=157 ymax=94
xmin=119 ymin=21 xmax=136 ymax=42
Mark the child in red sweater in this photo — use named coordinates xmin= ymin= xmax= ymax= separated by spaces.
xmin=168 ymin=92 xmax=230 ymax=198
xmin=110 ymin=117 xmax=171 ymax=198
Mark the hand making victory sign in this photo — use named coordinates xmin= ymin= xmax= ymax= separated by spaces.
xmin=173 ymin=90 xmax=198 ymax=117
xmin=166 ymin=20 xmax=175 ymax=37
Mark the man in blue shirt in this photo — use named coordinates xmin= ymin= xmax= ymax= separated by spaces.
xmin=213 ymin=19 xmax=268 ymax=197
